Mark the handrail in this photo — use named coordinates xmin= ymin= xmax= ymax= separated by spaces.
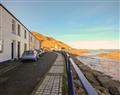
xmin=62 ymin=53 xmax=98 ymax=95
xmin=69 ymin=57 xmax=98 ymax=95
xmin=63 ymin=52 xmax=76 ymax=95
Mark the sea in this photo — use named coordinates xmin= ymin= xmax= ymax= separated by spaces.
xmin=77 ymin=49 xmax=120 ymax=81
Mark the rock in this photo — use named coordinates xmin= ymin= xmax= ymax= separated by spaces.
xmin=71 ymin=55 xmax=120 ymax=95
xmin=74 ymin=80 xmax=86 ymax=95
xmin=95 ymin=86 xmax=111 ymax=95
xmin=97 ymin=89 xmax=110 ymax=95
xmin=84 ymin=72 xmax=100 ymax=86
xmin=96 ymin=75 xmax=120 ymax=95
xmin=109 ymin=87 xmax=120 ymax=95
xmin=97 ymin=75 xmax=111 ymax=88
xmin=93 ymin=71 xmax=105 ymax=77
xmin=76 ymin=88 xmax=86 ymax=95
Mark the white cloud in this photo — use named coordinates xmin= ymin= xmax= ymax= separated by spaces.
xmin=67 ymin=40 xmax=120 ymax=49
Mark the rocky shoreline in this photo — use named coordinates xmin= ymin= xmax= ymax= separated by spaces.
xmin=71 ymin=55 xmax=120 ymax=95
xmin=77 ymin=55 xmax=120 ymax=81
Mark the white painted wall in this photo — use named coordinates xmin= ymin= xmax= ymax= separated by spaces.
xmin=29 ymin=33 xmax=40 ymax=50
xmin=0 ymin=5 xmax=41 ymax=62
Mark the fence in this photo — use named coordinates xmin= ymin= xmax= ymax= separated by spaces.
xmin=62 ymin=52 xmax=98 ymax=95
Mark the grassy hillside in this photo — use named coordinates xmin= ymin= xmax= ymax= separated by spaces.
xmin=32 ymin=32 xmax=88 ymax=55
xmin=32 ymin=32 xmax=71 ymax=50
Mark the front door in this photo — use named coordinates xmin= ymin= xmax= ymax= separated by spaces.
xmin=18 ymin=42 xmax=20 ymax=59
xmin=11 ymin=42 xmax=14 ymax=59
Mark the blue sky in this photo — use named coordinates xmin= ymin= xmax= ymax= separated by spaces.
xmin=1 ymin=0 xmax=119 ymax=49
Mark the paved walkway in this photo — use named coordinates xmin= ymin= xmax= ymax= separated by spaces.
xmin=34 ymin=53 xmax=64 ymax=95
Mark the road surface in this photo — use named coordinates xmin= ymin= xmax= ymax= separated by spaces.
xmin=0 ymin=52 xmax=57 ymax=95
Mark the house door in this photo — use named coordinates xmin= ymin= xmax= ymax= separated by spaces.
xmin=11 ymin=42 xmax=14 ymax=59
xmin=17 ymin=42 xmax=20 ymax=59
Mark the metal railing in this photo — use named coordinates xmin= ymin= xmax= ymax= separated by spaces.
xmin=62 ymin=52 xmax=98 ymax=95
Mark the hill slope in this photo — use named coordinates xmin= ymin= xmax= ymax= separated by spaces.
xmin=32 ymin=32 xmax=71 ymax=50
xmin=97 ymin=50 xmax=120 ymax=60
xmin=32 ymin=32 xmax=88 ymax=55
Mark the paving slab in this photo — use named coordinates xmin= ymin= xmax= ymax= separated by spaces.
xmin=33 ymin=53 xmax=64 ymax=95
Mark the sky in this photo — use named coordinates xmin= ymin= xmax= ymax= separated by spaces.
xmin=1 ymin=0 xmax=120 ymax=49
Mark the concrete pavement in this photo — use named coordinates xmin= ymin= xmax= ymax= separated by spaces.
xmin=33 ymin=53 xmax=64 ymax=95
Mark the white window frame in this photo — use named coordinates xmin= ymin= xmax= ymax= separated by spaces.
xmin=12 ymin=19 xmax=16 ymax=34
xmin=0 ymin=40 xmax=3 ymax=53
xmin=24 ymin=30 xmax=27 ymax=39
xmin=17 ymin=24 xmax=20 ymax=36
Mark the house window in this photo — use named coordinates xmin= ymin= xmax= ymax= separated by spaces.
xmin=12 ymin=19 xmax=16 ymax=34
xmin=17 ymin=24 xmax=20 ymax=36
xmin=24 ymin=43 xmax=27 ymax=51
xmin=31 ymin=36 xmax=32 ymax=42
xmin=0 ymin=40 xmax=3 ymax=53
xmin=24 ymin=30 xmax=27 ymax=39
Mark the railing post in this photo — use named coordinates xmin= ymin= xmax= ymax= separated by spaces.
xmin=65 ymin=53 xmax=75 ymax=95
xmin=69 ymin=57 xmax=98 ymax=95
xmin=62 ymin=52 xmax=98 ymax=95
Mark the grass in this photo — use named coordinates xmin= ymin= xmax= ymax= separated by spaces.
xmin=62 ymin=65 xmax=68 ymax=95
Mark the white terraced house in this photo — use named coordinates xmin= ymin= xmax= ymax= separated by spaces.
xmin=0 ymin=4 xmax=41 ymax=62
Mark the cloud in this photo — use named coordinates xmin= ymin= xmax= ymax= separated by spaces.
xmin=67 ymin=40 xmax=120 ymax=49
